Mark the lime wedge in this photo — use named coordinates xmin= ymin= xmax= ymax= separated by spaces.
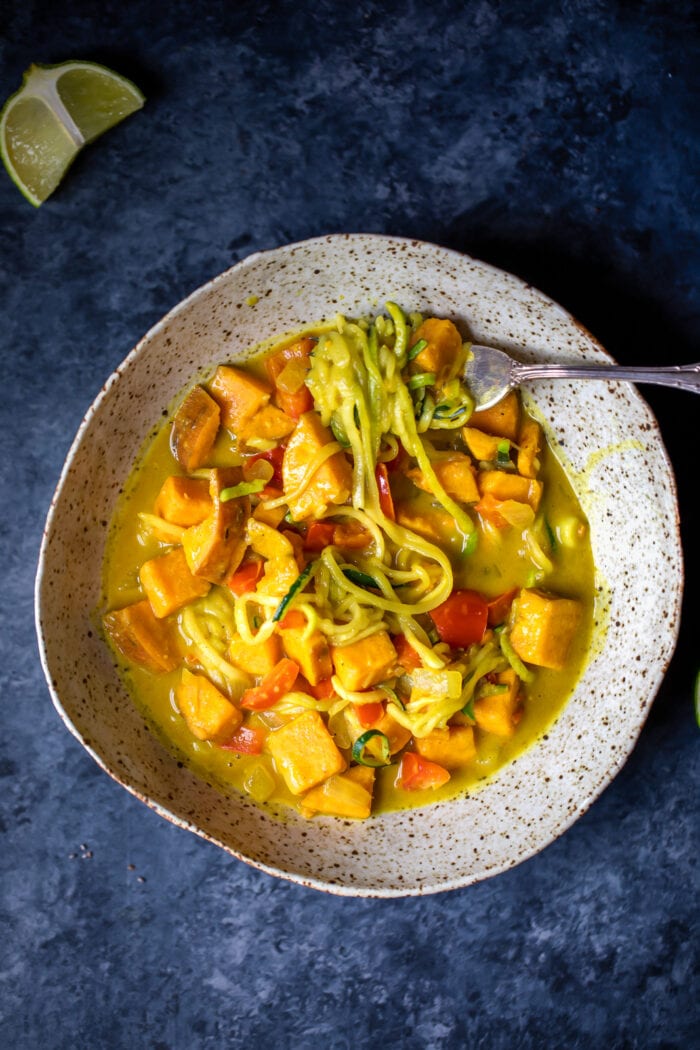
xmin=1 ymin=61 xmax=144 ymax=206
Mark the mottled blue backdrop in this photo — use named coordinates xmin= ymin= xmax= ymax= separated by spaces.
xmin=1 ymin=2 xmax=698 ymax=1047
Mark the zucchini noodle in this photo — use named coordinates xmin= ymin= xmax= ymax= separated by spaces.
xmin=330 ymin=676 xmax=394 ymax=708
xmin=182 ymin=304 xmax=488 ymax=721
xmin=388 ymin=642 xmax=508 ymax=737
xmin=232 ymin=592 xmax=280 ymax=644
xmin=180 ymin=604 xmax=251 ymax=699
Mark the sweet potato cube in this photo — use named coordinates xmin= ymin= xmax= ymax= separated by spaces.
xmin=470 ymin=391 xmax=520 ymax=441
xmin=409 ymin=318 xmax=465 ymax=385
xmin=175 ymin=669 xmax=242 ymax=741
xmin=209 ymin=365 xmax=272 ymax=434
xmin=139 ymin=547 xmax=210 ymax=618
xmin=332 ymin=631 xmax=398 ymax=692
xmin=266 ymin=710 xmax=346 ymax=794
xmin=344 ymin=765 xmax=376 ymax=792
xmin=154 ymin=476 xmax=212 ymax=526
xmin=462 ymin=427 xmax=504 ymax=463
xmin=474 ymin=671 xmax=521 ymax=738
xmin=265 ymin=337 xmax=316 ymax=384
xmin=407 ymin=453 xmax=479 ymax=503
xmin=478 ymin=471 xmax=543 ymax=511
xmin=517 ymin=416 xmax=542 ymax=479
xmin=182 ymin=469 xmax=249 ymax=584
xmin=509 ymin=589 xmax=582 ymax=670
xmin=239 ymin=404 xmax=295 ymax=444
xmin=170 ymin=386 xmax=221 ymax=472
xmin=229 ymin=632 xmax=282 ymax=676
xmin=282 ymin=412 xmax=353 ymax=521
xmin=414 ymin=725 xmax=476 ymax=768
xmin=301 ymin=766 xmax=374 ymax=820
xmin=280 ymin=625 xmax=333 ymax=685
xmin=103 ymin=599 xmax=179 ymax=672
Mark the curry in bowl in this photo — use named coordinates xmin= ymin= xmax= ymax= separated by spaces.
xmin=102 ymin=304 xmax=594 ymax=820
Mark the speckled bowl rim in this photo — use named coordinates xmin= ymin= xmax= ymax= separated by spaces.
xmin=35 ymin=234 xmax=683 ymax=896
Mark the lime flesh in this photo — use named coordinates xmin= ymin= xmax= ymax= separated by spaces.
xmin=1 ymin=61 xmax=144 ymax=205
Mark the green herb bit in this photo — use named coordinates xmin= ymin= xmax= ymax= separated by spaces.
xmin=352 ymin=729 xmax=391 ymax=767
xmin=220 ymin=479 xmax=266 ymax=501
xmin=461 ymin=698 xmax=476 ymax=722
xmin=220 ymin=480 xmax=266 ymax=501
xmin=495 ymin=440 xmax=512 ymax=469
xmin=545 ymin=518 xmax=558 ymax=552
xmin=695 ymin=669 xmax=700 ymax=729
xmin=476 ymin=682 xmax=508 ymax=699
xmin=272 ymin=561 xmax=316 ymax=622
xmin=407 ymin=338 xmax=428 ymax=362
xmin=408 ymin=372 xmax=436 ymax=390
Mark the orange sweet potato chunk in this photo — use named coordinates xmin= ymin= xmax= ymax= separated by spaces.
xmin=139 ymin=547 xmax=211 ymax=618
xmin=409 ymin=318 xmax=465 ymax=384
xmin=239 ymin=404 xmax=295 ymax=444
xmin=154 ymin=476 xmax=212 ymax=527
xmin=280 ymin=624 xmax=333 ymax=686
xmin=470 ymin=391 xmax=520 ymax=442
xmin=266 ymin=710 xmax=346 ymax=795
xmin=414 ymin=725 xmax=477 ymax=767
xmin=301 ymin=767 xmax=374 ymax=819
xmin=509 ymin=589 xmax=582 ymax=670
xmin=229 ymin=632 xmax=282 ymax=676
xmin=517 ymin=416 xmax=542 ymax=479
xmin=170 ymin=386 xmax=221 ymax=472
xmin=209 ymin=365 xmax=272 ymax=433
xmin=103 ymin=599 xmax=179 ymax=672
xmin=478 ymin=470 xmax=543 ymax=511
xmin=182 ymin=468 xmax=250 ymax=584
xmin=282 ymin=411 xmax=353 ymax=521
xmin=175 ymin=669 xmax=242 ymax=741
xmin=407 ymin=453 xmax=479 ymax=503
xmin=473 ymin=671 xmax=521 ymax=737
xmin=331 ymin=631 xmax=398 ymax=692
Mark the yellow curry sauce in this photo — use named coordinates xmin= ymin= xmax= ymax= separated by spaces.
xmin=101 ymin=307 xmax=594 ymax=819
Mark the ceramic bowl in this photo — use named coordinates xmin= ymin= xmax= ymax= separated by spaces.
xmin=35 ymin=234 xmax=683 ymax=896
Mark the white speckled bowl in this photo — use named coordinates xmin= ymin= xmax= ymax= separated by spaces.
xmin=35 ymin=234 xmax=683 ymax=896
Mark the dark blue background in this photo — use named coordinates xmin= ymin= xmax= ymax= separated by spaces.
xmin=1 ymin=2 xmax=698 ymax=1047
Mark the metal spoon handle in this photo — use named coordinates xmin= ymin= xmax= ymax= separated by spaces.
xmin=512 ymin=360 xmax=700 ymax=394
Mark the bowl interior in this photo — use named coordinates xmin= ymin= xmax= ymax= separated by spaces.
xmin=36 ymin=234 xmax=682 ymax=895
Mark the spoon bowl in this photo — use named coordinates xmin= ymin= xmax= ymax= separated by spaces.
xmin=465 ymin=343 xmax=700 ymax=410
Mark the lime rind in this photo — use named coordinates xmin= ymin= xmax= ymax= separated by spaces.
xmin=0 ymin=60 xmax=144 ymax=206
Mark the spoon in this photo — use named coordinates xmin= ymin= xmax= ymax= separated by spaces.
xmin=464 ymin=344 xmax=700 ymax=411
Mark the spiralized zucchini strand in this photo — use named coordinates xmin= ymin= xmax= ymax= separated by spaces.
xmin=180 ymin=605 xmax=251 ymax=699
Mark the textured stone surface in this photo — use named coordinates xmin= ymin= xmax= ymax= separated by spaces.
xmin=1 ymin=1 xmax=698 ymax=1047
